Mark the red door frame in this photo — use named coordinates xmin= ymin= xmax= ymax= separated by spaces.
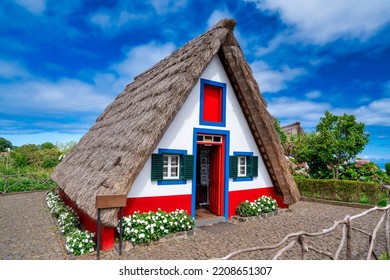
xmin=196 ymin=136 xmax=224 ymax=216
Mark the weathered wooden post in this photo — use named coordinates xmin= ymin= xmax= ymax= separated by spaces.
xmin=299 ymin=235 xmax=308 ymax=260
xmin=385 ymin=209 xmax=390 ymax=259
xmin=95 ymin=194 xmax=127 ymax=260
xmin=346 ymin=218 xmax=352 ymax=259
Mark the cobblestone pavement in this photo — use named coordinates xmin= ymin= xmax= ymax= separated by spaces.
xmin=0 ymin=191 xmax=387 ymax=260
xmin=0 ymin=191 xmax=67 ymax=260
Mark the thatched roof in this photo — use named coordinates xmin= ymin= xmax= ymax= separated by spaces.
xmin=52 ymin=19 xmax=300 ymax=227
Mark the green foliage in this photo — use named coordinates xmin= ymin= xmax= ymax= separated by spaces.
xmin=295 ymin=178 xmax=387 ymax=205
xmin=121 ymin=209 xmax=195 ymax=245
xmin=292 ymin=111 xmax=369 ymax=179
xmin=385 ymin=163 xmax=390 ymax=176
xmin=0 ymin=137 xmax=13 ymax=152
xmin=379 ymin=253 xmax=389 ymax=260
xmin=9 ymin=143 xmax=61 ymax=169
xmin=0 ymin=176 xmax=57 ymax=193
xmin=236 ymin=196 xmax=278 ymax=217
xmin=273 ymin=117 xmax=287 ymax=146
xmin=39 ymin=142 xmax=55 ymax=150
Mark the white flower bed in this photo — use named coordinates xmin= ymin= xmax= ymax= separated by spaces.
xmin=46 ymin=190 xmax=95 ymax=256
xmin=120 ymin=209 xmax=195 ymax=245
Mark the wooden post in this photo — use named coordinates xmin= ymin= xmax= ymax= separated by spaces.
xmin=299 ymin=235 xmax=308 ymax=260
xmin=346 ymin=218 xmax=352 ymax=259
xmin=95 ymin=194 xmax=127 ymax=260
xmin=97 ymin=208 xmax=101 ymax=260
xmin=385 ymin=209 xmax=390 ymax=259
xmin=119 ymin=207 xmax=123 ymax=256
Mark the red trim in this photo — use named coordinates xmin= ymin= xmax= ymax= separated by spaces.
xmin=228 ymin=187 xmax=287 ymax=218
xmin=123 ymin=194 xmax=192 ymax=217
xmin=58 ymin=188 xmax=115 ymax=251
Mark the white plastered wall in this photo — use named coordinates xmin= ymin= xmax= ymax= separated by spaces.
xmin=128 ymin=55 xmax=272 ymax=198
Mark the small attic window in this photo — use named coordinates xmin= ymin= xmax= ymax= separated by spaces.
xmin=199 ymin=79 xmax=226 ymax=127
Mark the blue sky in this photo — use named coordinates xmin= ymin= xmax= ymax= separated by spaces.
xmin=1 ymin=0 xmax=390 ymax=163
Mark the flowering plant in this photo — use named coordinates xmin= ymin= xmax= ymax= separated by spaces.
xmin=46 ymin=190 xmax=95 ymax=256
xmin=65 ymin=229 xmax=95 ymax=256
xmin=120 ymin=209 xmax=195 ymax=245
xmin=58 ymin=209 xmax=79 ymax=234
xmin=236 ymin=195 xmax=278 ymax=217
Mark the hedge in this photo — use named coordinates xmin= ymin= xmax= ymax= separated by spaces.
xmin=294 ymin=178 xmax=387 ymax=205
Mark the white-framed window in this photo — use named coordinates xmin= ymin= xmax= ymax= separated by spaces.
xmin=163 ymin=155 xmax=180 ymax=179
xmin=238 ymin=156 xmax=247 ymax=177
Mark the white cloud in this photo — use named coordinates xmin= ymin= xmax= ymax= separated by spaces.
xmin=13 ymin=0 xmax=46 ymax=15
xmin=207 ymin=8 xmax=233 ymax=29
xmin=112 ymin=42 xmax=176 ymax=80
xmin=150 ymin=0 xmax=188 ymax=14
xmin=268 ymin=95 xmax=390 ymax=131
xmin=255 ymin=34 xmax=287 ymax=56
xmin=88 ymin=1 xmax=148 ymax=33
xmin=89 ymin=11 xmax=143 ymax=31
xmin=305 ymin=90 xmax=321 ymax=99
xmin=0 ymin=78 xmax=113 ymax=115
xmin=268 ymin=97 xmax=331 ymax=128
xmin=350 ymin=98 xmax=390 ymax=126
xmin=249 ymin=0 xmax=390 ymax=44
xmin=251 ymin=60 xmax=306 ymax=93
xmin=0 ymin=60 xmax=30 ymax=79
xmin=0 ymin=42 xmax=176 ymax=118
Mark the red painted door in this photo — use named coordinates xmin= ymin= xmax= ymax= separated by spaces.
xmin=208 ymin=145 xmax=223 ymax=216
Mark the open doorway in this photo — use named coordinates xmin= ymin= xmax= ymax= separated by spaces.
xmin=195 ymin=134 xmax=225 ymax=219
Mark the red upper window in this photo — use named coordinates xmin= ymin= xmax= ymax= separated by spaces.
xmin=203 ymin=84 xmax=222 ymax=123
xmin=200 ymin=79 xmax=226 ymax=127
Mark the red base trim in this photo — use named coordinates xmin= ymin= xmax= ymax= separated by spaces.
xmin=123 ymin=194 xmax=192 ymax=217
xmin=228 ymin=187 xmax=287 ymax=218
xmin=58 ymin=188 xmax=115 ymax=251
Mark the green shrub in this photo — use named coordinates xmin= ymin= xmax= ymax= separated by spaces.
xmin=1 ymin=176 xmax=56 ymax=193
xmin=295 ymin=178 xmax=386 ymax=205
xmin=236 ymin=196 xmax=278 ymax=217
xmin=386 ymin=163 xmax=390 ymax=176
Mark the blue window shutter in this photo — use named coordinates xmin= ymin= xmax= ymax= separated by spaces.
xmin=151 ymin=154 xmax=163 ymax=180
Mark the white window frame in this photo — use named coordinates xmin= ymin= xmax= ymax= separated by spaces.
xmin=163 ymin=155 xmax=180 ymax=179
xmin=237 ymin=156 xmax=247 ymax=177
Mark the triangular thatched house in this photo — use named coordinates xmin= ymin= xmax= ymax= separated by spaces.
xmin=52 ymin=19 xmax=300 ymax=250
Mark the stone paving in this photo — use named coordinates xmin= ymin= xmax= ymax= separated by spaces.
xmin=0 ymin=191 xmax=67 ymax=260
xmin=0 ymin=191 xmax=387 ymax=260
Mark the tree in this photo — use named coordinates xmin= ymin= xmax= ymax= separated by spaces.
xmin=0 ymin=137 xmax=13 ymax=152
xmin=39 ymin=142 xmax=55 ymax=150
xmin=56 ymin=140 xmax=78 ymax=156
xmin=292 ymin=111 xmax=369 ymax=179
xmin=11 ymin=144 xmax=39 ymax=167
xmin=316 ymin=111 xmax=369 ymax=179
xmin=273 ymin=117 xmax=288 ymax=154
